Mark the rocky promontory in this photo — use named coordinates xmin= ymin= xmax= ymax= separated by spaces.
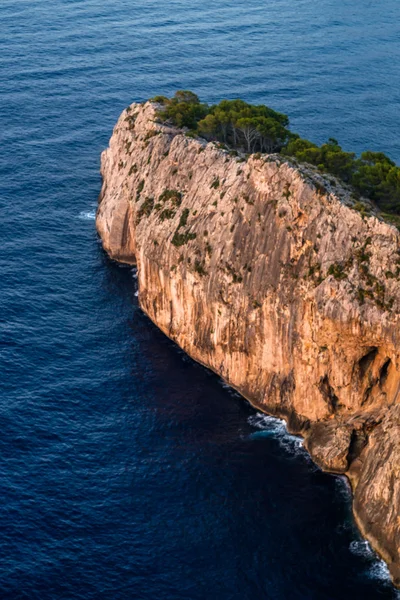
xmin=97 ymin=101 xmax=400 ymax=585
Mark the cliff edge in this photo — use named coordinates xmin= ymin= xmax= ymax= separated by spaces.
xmin=97 ymin=101 xmax=400 ymax=584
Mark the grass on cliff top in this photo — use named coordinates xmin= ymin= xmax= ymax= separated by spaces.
xmin=151 ymin=90 xmax=400 ymax=220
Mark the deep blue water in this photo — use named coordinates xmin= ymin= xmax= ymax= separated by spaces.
xmin=1 ymin=1 xmax=400 ymax=598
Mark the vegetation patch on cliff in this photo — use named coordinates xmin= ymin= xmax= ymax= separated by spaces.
xmin=136 ymin=196 xmax=154 ymax=222
xmin=153 ymin=91 xmax=400 ymax=218
xmin=171 ymin=208 xmax=197 ymax=247
xmin=154 ymin=189 xmax=183 ymax=222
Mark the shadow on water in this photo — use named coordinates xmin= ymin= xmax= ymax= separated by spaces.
xmin=1 ymin=0 xmax=400 ymax=597
xmin=89 ymin=257 xmax=400 ymax=600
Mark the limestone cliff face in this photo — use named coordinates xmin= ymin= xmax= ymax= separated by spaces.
xmin=97 ymin=101 xmax=400 ymax=584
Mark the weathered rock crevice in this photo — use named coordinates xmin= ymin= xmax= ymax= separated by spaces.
xmin=318 ymin=374 xmax=340 ymax=414
xmin=97 ymin=101 xmax=400 ymax=586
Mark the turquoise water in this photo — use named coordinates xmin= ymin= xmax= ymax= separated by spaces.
xmin=1 ymin=1 xmax=400 ymax=598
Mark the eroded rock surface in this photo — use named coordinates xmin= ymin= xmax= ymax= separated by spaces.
xmin=97 ymin=101 xmax=400 ymax=585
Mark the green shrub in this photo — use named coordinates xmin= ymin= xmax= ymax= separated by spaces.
xmin=327 ymin=263 xmax=347 ymax=280
xmin=171 ymin=231 xmax=196 ymax=247
xmin=194 ymin=260 xmax=207 ymax=276
xmin=159 ymin=208 xmax=176 ymax=221
xmin=159 ymin=189 xmax=182 ymax=206
xmin=128 ymin=164 xmax=137 ymax=176
xmin=137 ymin=196 xmax=154 ymax=221
xmin=179 ymin=208 xmax=189 ymax=228
xmin=170 ymin=208 xmax=196 ymax=246
xmin=151 ymin=95 xmax=168 ymax=104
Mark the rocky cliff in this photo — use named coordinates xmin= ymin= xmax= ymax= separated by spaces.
xmin=97 ymin=101 xmax=400 ymax=585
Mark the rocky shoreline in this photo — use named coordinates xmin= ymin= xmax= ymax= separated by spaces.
xmin=97 ymin=101 xmax=400 ymax=586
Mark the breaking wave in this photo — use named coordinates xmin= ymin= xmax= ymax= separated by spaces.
xmin=350 ymin=539 xmax=400 ymax=593
xmin=368 ymin=559 xmax=394 ymax=585
xmin=350 ymin=539 xmax=375 ymax=559
xmin=247 ymin=412 xmax=313 ymax=463
xmin=78 ymin=210 xmax=96 ymax=220
xmin=334 ymin=474 xmax=352 ymax=502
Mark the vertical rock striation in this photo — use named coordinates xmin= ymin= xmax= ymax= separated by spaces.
xmin=97 ymin=101 xmax=400 ymax=585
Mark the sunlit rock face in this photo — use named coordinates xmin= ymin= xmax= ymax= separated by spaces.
xmin=97 ymin=101 xmax=400 ymax=585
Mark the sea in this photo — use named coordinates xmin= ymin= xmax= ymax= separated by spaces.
xmin=1 ymin=1 xmax=400 ymax=598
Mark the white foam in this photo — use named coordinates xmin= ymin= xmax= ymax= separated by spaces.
xmin=248 ymin=412 xmax=286 ymax=434
xmin=334 ymin=475 xmax=352 ymax=502
xmin=134 ymin=290 xmax=139 ymax=297
xmin=78 ymin=210 xmax=96 ymax=220
xmin=368 ymin=558 xmax=392 ymax=583
xmin=247 ymin=412 xmax=312 ymax=462
xmin=247 ymin=416 xmax=398 ymax=592
xmin=131 ymin=268 xmax=138 ymax=279
xmin=349 ymin=539 xmax=375 ymax=559
xmin=350 ymin=539 xmax=400 ymax=591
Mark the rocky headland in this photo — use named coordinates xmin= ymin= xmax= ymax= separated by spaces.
xmin=97 ymin=101 xmax=400 ymax=585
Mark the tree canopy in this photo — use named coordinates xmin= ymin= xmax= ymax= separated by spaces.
xmin=153 ymin=91 xmax=400 ymax=216
xmin=153 ymin=91 xmax=209 ymax=130
xmin=154 ymin=92 xmax=291 ymax=153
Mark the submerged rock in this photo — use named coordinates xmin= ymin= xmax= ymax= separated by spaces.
xmin=97 ymin=100 xmax=400 ymax=586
